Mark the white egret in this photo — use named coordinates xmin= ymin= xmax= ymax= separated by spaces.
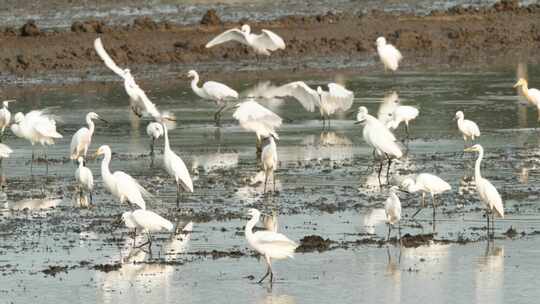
xmin=0 ymin=143 xmax=12 ymax=158
xmin=454 ymin=111 xmax=480 ymax=144
xmin=401 ymin=173 xmax=451 ymax=221
xmin=385 ymin=186 xmax=402 ymax=241
xmin=376 ymin=37 xmax=402 ymax=72
xmin=122 ymin=209 xmax=174 ymax=251
xmin=0 ymin=100 xmax=15 ymax=139
xmin=10 ymin=110 xmax=62 ymax=173
xmin=265 ymin=81 xmax=318 ymax=112
xmin=75 ymin=156 xmax=94 ymax=207
xmin=162 ymin=122 xmax=193 ymax=206
xmin=146 ymin=122 xmax=163 ymax=156
xmin=94 ymin=145 xmax=150 ymax=210
xmin=355 ymin=106 xmax=403 ymax=185
xmin=187 ymin=70 xmax=238 ymax=126
xmin=514 ymin=78 xmax=540 ymax=108
xmin=261 ymin=135 xmax=278 ymax=193
xmin=377 ymin=91 xmax=399 ymax=126
xmin=245 ymin=208 xmax=298 ymax=284
xmin=464 ymin=144 xmax=504 ymax=238
xmin=386 ymin=105 xmax=419 ymax=138
xmin=94 ymin=38 xmax=166 ymax=120
xmin=206 ymin=24 xmax=285 ymax=56
xmin=70 ymin=112 xmax=107 ymax=161
xmin=233 ymin=99 xmax=282 ymax=159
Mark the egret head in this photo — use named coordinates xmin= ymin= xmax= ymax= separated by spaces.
xmin=187 ymin=70 xmax=198 ymax=78
xmin=13 ymin=112 xmax=24 ymax=123
xmin=513 ymin=78 xmax=528 ymax=88
xmin=355 ymin=106 xmax=369 ymax=124
xmin=77 ymin=156 xmax=84 ymax=165
xmin=247 ymin=208 xmax=261 ymax=219
xmin=454 ymin=111 xmax=464 ymax=120
xmin=2 ymin=99 xmax=15 ymax=107
xmin=241 ymin=24 xmax=251 ymax=34
xmin=464 ymin=144 xmax=483 ymax=153
xmin=400 ymin=178 xmax=415 ymax=191
xmin=389 ymin=185 xmax=400 ymax=193
xmin=376 ymin=37 xmax=386 ymax=47
xmin=94 ymin=145 xmax=111 ymax=158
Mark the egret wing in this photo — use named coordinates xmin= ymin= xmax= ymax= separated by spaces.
xmin=202 ymin=81 xmax=239 ymax=100
xmin=268 ymin=81 xmax=318 ymax=112
xmin=255 ymin=30 xmax=286 ymax=51
xmin=206 ymin=28 xmax=248 ymax=48
xmin=133 ymin=210 xmax=173 ymax=232
xmin=167 ymin=152 xmax=194 ymax=192
xmin=114 ymin=171 xmax=152 ymax=210
xmin=233 ymin=100 xmax=282 ymax=127
xmin=478 ymin=178 xmax=504 ymax=218
xmin=94 ymin=38 xmax=128 ymax=79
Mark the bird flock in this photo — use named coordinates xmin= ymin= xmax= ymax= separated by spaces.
xmin=0 ymin=23 xmax=529 ymax=285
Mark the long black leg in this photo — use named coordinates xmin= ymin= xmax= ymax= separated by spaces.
xmin=264 ymin=171 xmax=269 ymax=194
xmin=257 ymin=265 xmax=270 ymax=283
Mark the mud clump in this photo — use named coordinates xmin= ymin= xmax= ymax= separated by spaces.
xmin=42 ymin=265 xmax=68 ymax=277
xmin=192 ymin=250 xmax=244 ymax=259
xmin=503 ymin=226 xmax=519 ymax=238
xmin=400 ymin=233 xmax=434 ymax=248
xmin=201 ymin=9 xmax=222 ymax=26
xmin=93 ymin=263 xmax=122 ymax=273
xmin=71 ymin=20 xmax=108 ymax=33
xmin=133 ymin=17 xmax=158 ymax=30
xmin=493 ymin=0 xmax=520 ymax=12
xmin=20 ymin=20 xmax=40 ymax=37
xmin=296 ymin=235 xmax=334 ymax=253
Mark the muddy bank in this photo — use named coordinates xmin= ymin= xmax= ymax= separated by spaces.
xmin=1 ymin=1 xmax=540 ymax=78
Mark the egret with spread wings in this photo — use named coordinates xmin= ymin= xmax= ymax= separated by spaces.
xmin=206 ymin=24 xmax=285 ymax=56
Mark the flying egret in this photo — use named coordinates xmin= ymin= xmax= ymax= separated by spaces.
xmin=454 ymin=111 xmax=480 ymax=144
xmin=70 ymin=112 xmax=107 ymax=162
xmin=10 ymin=110 xmax=62 ymax=173
xmin=401 ymin=173 xmax=451 ymax=222
xmin=376 ymin=37 xmax=403 ymax=72
xmin=206 ymin=24 xmax=286 ymax=56
xmin=162 ymin=122 xmax=193 ymax=206
xmin=75 ymin=156 xmax=94 ymax=207
xmin=187 ymin=70 xmax=238 ymax=126
xmin=514 ymin=78 xmax=540 ymax=118
xmin=385 ymin=186 xmax=402 ymax=241
xmin=146 ymin=122 xmax=163 ymax=157
xmin=0 ymin=100 xmax=14 ymax=140
xmin=261 ymin=135 xmax=278 ymax=193
xmin=94 ymin=38 xmax=167 ymax=120
xmin=245 ymin=208 xmax=298 ymax=284
xmin=233 ymin=99 xmax=282 ymax=160
xmin=122 ymin=209 xmax=173 ymax=252
xmin=355 ymin=106 xmax=403 ymax=186
xmin=464 ymin=144 xmax=504 ymax=238
xmin=94 ymin=145 xmax=150 ymax=210
xmin=386 ymin=105 xmax=419 ymax=138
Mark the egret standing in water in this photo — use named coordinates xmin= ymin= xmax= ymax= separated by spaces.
xmin=514 ymin=78 xmax=540 ymax=107
xmin=385 ymin=186 xmax=402 ymax=241
xmin=245 ymin=208 xmax=298 ymax=284
xmin=122 ymin=209 xmax=173 ymax=253
xmin=187 ymin=70 xmax=238 ymax=126
xmin=75 ymin=157 xmax=94 ymax=207
xmin=401 ymin=173 xmax=451 ymax=223
xmin=454 ymin=111 xmax=480 ymax=145
xmin=261 ymin=135 xmax=278 ymax=193
xmin=376 ymin=37 xmax=403 ymax=72
xmin=146 ymin=122 xmax=164 ymax=157
xmin=355 ymin=106 xmax=403 ymax=186
xmin=70 ymin=112 xmax=107 ymax=162
xmin=94 ymin=145 xmax=150 ymax=210
xmin=464 ymin=144 xmax=504 ymax=238
xmin=0 ymin=100 xmax=14 ymax=141
xmin=386 ymin=105 xmax=419 ymax=139
xmin=206 ymin=24 xmax=286 ymax=57
xmin=161 ymin=122 xmax=193 ymax=206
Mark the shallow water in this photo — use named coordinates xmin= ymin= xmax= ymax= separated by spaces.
xmin=2 ymin=67 xmax=540 ymax=303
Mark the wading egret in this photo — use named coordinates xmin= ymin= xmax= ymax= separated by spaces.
xmin=245 ymin=208 xmax=298 ymax=284
xmin=94 ymin=38 xmax=165 ymax=120
xmin=233 ymin=99 xmax=282 ymax=159
xmin=316 ymin=83 xmax=354 ymax=127
xmin=0 ymin=100 xmax=15 ymax=139
xmin=376 ymin=37 xmax=402 ymax=72
xmin=187 ymin=70 xmax=238 ymax=126
xmin=514 ymin=78 xmax=540 ymax=107
xmin=122 ymin=209 xmax=173 ymax=252
xmin=261 ymin=135 xmax=278 ymax=193
xmin=464 ymin=144 xmax=504 ymax=238
xmin=70 ymin=112 xmax=107 ymax=161
xmin=401 ymin=173 xmax=451 ymax=222
xmin=146 ymin=122 xmax=164 ymax=156
xmin=454 ymin=111 xmax=480 ymax=144
xmin=94 ymin=145 xmax=150 ymax=210
xmin=206 ymin=24 xmax=285 ymax=56
xmin=0 ymin=143 xmax=12 ymax=158
xmin=386 ymin=105 xmax=419 ymax=138
xmin=355 ymin=106 xmax=403 ymax=185
xmin=385 ymin=186 xmax=402 ymax=241
xmin=162 ymin=122 xmax=193 ymax=206
xmin=10 ymin=110 xmax=62 ymax=173
xmin=377 ymin=92 xmax=399 ymax=126
xmin=75 ymin=156 xmax=94 ymax=207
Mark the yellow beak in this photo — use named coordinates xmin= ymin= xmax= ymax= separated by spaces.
xmin=463 ymin=147 xmax=475 ymax=152
xmin=513 ymin=82 xmax=520 ymax=88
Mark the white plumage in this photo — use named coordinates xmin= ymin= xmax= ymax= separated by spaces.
xmin=0 ymin=100 xmax=14 ymax=135
xmin=206 ymin=24 xmax=285 ymax=56
xmin=376 ymin=37 xmax=403 ymax=72
xmin=11 ymin=110 xmax=62 ymax=146
xmin=514 ymin=78 xmax=540 ymax=120
xmin=127 ymin=209 xmax=174 ymax=233
xmin=385 ymin=186 xmax=401 ymax=225
xmin=233 ymin=100 xmax=282 ymax=140
xmin=94 ymin=38 xmax=164 ymax=120
xmin=386 ymin=105 xmax=419 ymax=134
xmin=402 ymin=173 xmax=451 ymax=218
xmin=0 ymin=143 xmax=12 ymax=158
xmin=162 ymin=122 xmax=193 ymax=205
xmin=377 ymin=91 xmax=399 ymax=126
xmin=95 ymin=145 xmax=150 ymax=210
xmin=266 ymin=81 xmax=319 ymax=112
xmin=261 ymin=136 xmax=278 ymax=193
xmin=70 ymin=112 xmax=104 ymax=160
xmin=317 ymin=83 xmax=354 ymax=119
xmin=464 ymin=144 xmax=504 ymax=234
xmin=356 ymin=106 xmax=402 ymax=159
xmin=245 ymin=208 xmax=298 ymax=284
xmin=146 ymin=122 xmax=164 ymax=140
xmin=75 ymin=156 xmax=94 ymax=207
xmin=455 ymin=111 xmax=480 ymax=142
